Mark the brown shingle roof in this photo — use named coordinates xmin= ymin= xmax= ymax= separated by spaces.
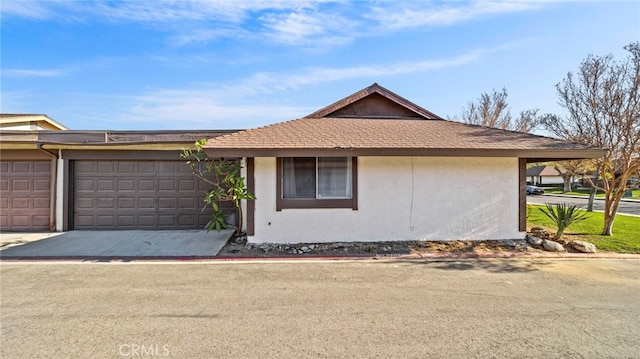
xmin=526 ymin=165 xmax=563 ymax=176
xmin=204 ymin=117 xmax=604 ymax=160
xmin=203 ymin=83 xmax=606 ymax=161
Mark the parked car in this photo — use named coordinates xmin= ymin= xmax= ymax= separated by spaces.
xmin=526 ymin=185 xmax=544 ymax=195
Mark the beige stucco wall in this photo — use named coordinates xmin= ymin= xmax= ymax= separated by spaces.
xmin=249 ymin=156 xmax=523 ymax=244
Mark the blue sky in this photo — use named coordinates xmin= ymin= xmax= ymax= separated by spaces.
xmin=1 ymin=1 xmax=638 ymax=131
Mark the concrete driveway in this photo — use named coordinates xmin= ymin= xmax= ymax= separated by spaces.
xmin=0 ymin=230 xmax=234 ymax=259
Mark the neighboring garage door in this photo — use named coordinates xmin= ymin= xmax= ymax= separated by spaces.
xmin=72 ymin=160 xmax=217 ymax=230
xmin=0 ymin=160 xmax=51 ymax=231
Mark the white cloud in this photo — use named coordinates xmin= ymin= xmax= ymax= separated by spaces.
xmin=118 ymin=87 xmax=310 ymax=129
xmin=242 ymin=48 xmax=489 ymax=89
xmin=111 ymin=48 xmax=490 ymax=128
xmin=366 ymin=1 xmax=545 ymax=30
xmin=0 ymin=1 xmax=55 ymax=19
xmin=259 ymin=10 xmax=354 ymax=46
xmin=168 ymin=28 xmax=247 ymax=46
xmin=2 ymin=68 xmax=67 ymax=78
xmin=1 ymin=1 xmax=546 ymax=51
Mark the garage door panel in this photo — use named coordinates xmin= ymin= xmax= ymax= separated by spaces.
xmin=139 ymin=180 xmax=155 ymax=191
xmin=11 ymin=216 xmax=29 ymax=227
xmin=138 ymin=162 xmax=155 ymax=174
xmin=158 ymin=198 xmax=175 ymax=209
xmin=97 ymin=179 xmax=114 ymax=191
xmin=77 ymin=198 xmax=94 ymax=208
xmin=12 ymin=162 xmax=31 ymax=172
xmin=75 ymin=162 xmax=95 ymax=173
xmin=138 ymin=197 xmax=155 ymax=208
xmin=11 ymin=197 xmax=29 ymax=208
xmin=179 ymin=179 xmax=195 ymax=191
xmin=97 ymin=215 xmax=114 ymax=226
xmin=76 ymin=179 xmax=95 ymax=191
xmin=138 ymin=215 xmax=155 ymax=226
xmin=33 ymin=179 xmax=50 ymax=191
xmin=118 ymin=216 xmax=135 ymax=227
xmin=73 ymin=160 xmax=217 ymax=230
xmin=33 ymin=215 xmax=50 ymax=227
xmin=75 ymin=215 xmax=93 ymax=227
xmin=97 ymin=197 xmax=115 ymax=209
xmin=118 ymin=179 xmax=135 ymax=191
xmin=12 ymin=179 xmax=30 ymax=191
xmin=118 ymin=198 xmax=135 ymax=208
xmin=118 ymin=162 xmax=136 ymax=173
xmin=98 ymin=162 xmax=115 ymax=173
xmin=33 ymin=197 xmax=50 ymax=208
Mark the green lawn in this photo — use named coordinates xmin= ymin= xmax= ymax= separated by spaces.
xmin=545 ymin=187 xmax=640 ymax=199
xmin=527 ymin=204 xmax=640 ymax=253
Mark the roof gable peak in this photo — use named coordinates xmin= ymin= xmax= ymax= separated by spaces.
xmin=304 ymin=83 xmax=443 ymax=120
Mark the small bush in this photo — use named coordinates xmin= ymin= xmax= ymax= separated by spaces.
xmin=539 ymin=203 xmax=590 ymax=240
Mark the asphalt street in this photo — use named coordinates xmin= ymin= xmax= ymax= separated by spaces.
xmin=527 ymin=194 xmax=640 ymax=216
xmin=1 ymin=259 xmax=639 ymax=358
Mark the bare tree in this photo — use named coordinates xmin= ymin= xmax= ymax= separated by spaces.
xmin=514 ymin=109 xmax=541 ymax=133
xmin=542 ymin=42 xmax=640 ymax=236
xmin=552 ymin=160 xmax=593 ymax=193
xmin=455 ymin=88 xmax=541 ymax=133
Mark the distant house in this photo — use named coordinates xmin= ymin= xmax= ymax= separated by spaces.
xmin=204 ymin=83 xmax=605 ymax=244
xmin=526 ymin=165 xmax=566 ymax=186
xmin=0 ymin=114 xmax=68 ymax=131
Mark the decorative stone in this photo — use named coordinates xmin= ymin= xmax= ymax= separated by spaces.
xmin=543 ymin=240 xmax=565 ymax=252
xmin=526 ymin=234 xmax=543 ymax=246
xmin=531 ymin=227 xmax=550 ymax=240
xmin=571 ymin=240 xmax=597 ymax=253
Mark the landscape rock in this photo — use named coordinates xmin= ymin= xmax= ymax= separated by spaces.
xmin=531 ymin=227 xmax=550 ymax=240
xmin=526 ymin=234 xmax=543 ymax=246
xmin=542 ymin=240 xmax=565 ymax=252
xmin=571 ymin=240 xmax=597 ymax=253
xmin=233 ymin=236 xmax=247 ymax=244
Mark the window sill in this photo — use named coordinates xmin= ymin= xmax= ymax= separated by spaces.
xmin=278 ymin=198 xmax=357 ymax=210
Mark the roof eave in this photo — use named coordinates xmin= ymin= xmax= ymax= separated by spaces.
xmin=203 ymin=147 xmax=607 ymax=160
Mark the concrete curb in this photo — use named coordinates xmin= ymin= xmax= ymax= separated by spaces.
xmin=2 ymin=251 xmax=639 ymax=262
xmin=541 ymin=193 xmax=640 ymax=203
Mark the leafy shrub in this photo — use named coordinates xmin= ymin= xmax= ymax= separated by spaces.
xmin=539 ymin=203 xmax=590 ymax=240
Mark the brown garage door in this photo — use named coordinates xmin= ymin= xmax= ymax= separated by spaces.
xmin=0 ymin=161 xmax=51 ymax=231
xmin=72 ymin=160 xmax=218 ymax=230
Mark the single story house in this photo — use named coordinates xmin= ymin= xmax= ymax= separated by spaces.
xmin=204 ymin=83 xmax=605 ymax=244
xmin=526 ymin=165 xmax=567 ymax=186
xmin=1 ymin=84 xmax=605 ymax=243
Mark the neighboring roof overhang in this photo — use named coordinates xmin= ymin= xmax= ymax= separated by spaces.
xmin=0 ymin=114 xmax=69 ymax=130
xmin=0 ymin=130 xmax=239 ymax=151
